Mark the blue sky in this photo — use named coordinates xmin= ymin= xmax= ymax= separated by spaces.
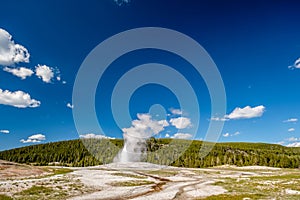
xmin=0 ymin=0 xmax=300 ymax=150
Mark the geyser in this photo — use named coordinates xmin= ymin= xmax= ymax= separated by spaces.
xmin=114 ymin=113 xmax=169 ymax=162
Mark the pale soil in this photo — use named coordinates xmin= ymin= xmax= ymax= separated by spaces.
xmin=1 ymin=160 xmax=300 ymax=199
xmin=0 ymin=160 xmax=47 ymax=179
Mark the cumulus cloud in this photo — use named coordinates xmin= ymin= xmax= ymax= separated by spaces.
xmin=288 ymin=128 xmax=295 ymax=132
xmin=211 ymin=105 xmax=265 ymax=121
xmin=169 ymin=108 xmax=183 ymax=115
xmin=171 ymin=133 xmax=193 ymax=139
xmin=0 ymin=89 xmax=40 ymax=108
xmin=0 ymin=28 xmax=30 ymax=66
xmin=79 ymin=133 xmax=115 ymax=139
xmin=223 ymin=133 xmax=229 ymax=137
xmin=3 ymin=66 xmax=33 ymax=79
xmin=170 ymin=117 xmax=192 ymax=129
xmin=20 ymin=134 xmax=45 ymax=143
xmin=0 ymin=130 xmax=9 ymax=134
xmin=165 ymin=133 xmax=170 ymax=138
xmin=283 ymin=118 xmax=298 ymax=123
xmin=287 ymin=142 xmax=300 ymax=147
xmin=35 ymin=64 xmax=54 ymax=83
xmin=277 ymin=136 xmax=300 ymax=147
xmin=123 ymin=113 xmax=169 ymax=138
xmin=67 ymin=103 xmax=74 ymax=109
xmin=288 ymin=58 xmax=300 ymax=69
xmin=225 ymin=105 xmax=265 ymax=120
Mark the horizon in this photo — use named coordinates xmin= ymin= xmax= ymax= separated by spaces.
xmin=1 ymin=137 xmax=298 ymax=152
xmin=1 ymin=0 xmax=300 ymax=151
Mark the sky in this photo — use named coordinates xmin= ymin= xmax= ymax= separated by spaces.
xmin=0 ymin=0 xmax=300 ymax=150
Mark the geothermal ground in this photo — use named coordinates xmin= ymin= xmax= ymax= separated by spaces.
xmin=1 ymin=160 xmax=300 ymax=199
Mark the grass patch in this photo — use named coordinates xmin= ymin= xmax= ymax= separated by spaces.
xmin=44 ymin=167 xmax=73 ymax=175
xmin=201 ymin=193 xmax=265 ymax=200
xmin=250 ymin=173 xmax=300 ymax=181
xmin=212 ymin=173 xmax=300 ymax=200
xmin=110 ymin=180 xmax=154 ymax=187
xmin=144 ymin=170 xmax=178 ymax=177
xmin=15 ymin=185 xmax=68 ymax=200
xmin=17 ymin=167 xmax=73 ymax=181
xmin=0 ymin=194 xmax=13 ymax=200
xmin=112 ymin=172 xmax=146 ymax=179
xmin=17 ymin=185 xmax=53 ymax=196
xmin=53 ymin=168 xmax=73 ymax=175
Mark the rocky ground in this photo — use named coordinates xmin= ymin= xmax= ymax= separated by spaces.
xmin=0 ymin=160 xmax=300 ymax=199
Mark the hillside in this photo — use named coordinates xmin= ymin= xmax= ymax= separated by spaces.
xmin=0 ymin=139 xmax=299 ymax=168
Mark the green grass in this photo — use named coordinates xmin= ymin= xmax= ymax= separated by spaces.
xmin=201 ymin=193 xmax=265 ymax=200
xmin=211 ymin=170 xmax=300 ymax=200
xmin=112 ymin=172 xmax=146 ymax=179
xmin=15 ymin=185 xmax=68 ymax=200
xmin=0 ymin=194 xmax=13 ymax=200
xmin=17 ymin=185 xmax=53 ymax=196
xmin=110 ymin=180 xmax=155 ymax=187
xmin=51 ymin=168 xmax=73 ymax=175
xmin=144 ymin=170 xmax=178 ymax=177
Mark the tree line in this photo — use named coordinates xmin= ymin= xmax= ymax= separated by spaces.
xmin=0 ymin=138 xmax=299 ymax=168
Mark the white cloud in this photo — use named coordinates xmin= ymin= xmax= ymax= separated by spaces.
xmin=165 ymin=133 xmax=170 ymax=138
xmin=123 ymin=113 xmax=169 ymax=138
xmin=277 ymin=137 xmax=300 ymax=147
xmin=288 ymin=128 xmax=295 ymax=132
xmin=233 ymin=131 xmax=240 ymax=136
xmin=287 ymin=137 xmax=298 ymax=142
xmin=35 ymin=64 xmax=54 ymax=83
xmin=211 ymin=117 xmax=229 ymax=122
xmin=225 ymin=105 xmax=265 ymax=120
xmin=169 ymin=108 xmax=183 ymax=115
xmin=0 ymin=28 xmax=30 ymax=66
xmin=170 ymin=117 xmax=192 ymax=129
xmin=20 ymin=134 xmax=45 ymax=143
xmin=212 ymin=105 xmax=265 ymax=121
xmin=3 ymin=66 xmax=33 ymax=79
xmin=67 ymin=103 xmax=74 ymax=109
xmin=223 ymin=131 xmax=240 ymax=137
xmin=283 ymin=118 xmax=298 ymax=123
xmin=288 ymin=58 xmax=300 ymax=69
xmin=223 ymin=133 xmax=229 ymax=137
xmin=0 ymin=130 xmax=9 ymax=134
xmin=171 ymin=133 xmax=193 ymax=139
xmin=79 ymin=133 xmax=115 ymax=139
xmin=286 ymin=142 xmax=300 ymax=147
xmin=0 ymin=89 xmax=40 ymax=108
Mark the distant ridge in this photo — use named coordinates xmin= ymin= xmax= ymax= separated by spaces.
xmin=0 ymin=139 xmax=299 ymax=168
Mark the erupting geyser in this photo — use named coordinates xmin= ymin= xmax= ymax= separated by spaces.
xmin=113 ymin=113 xmax=169 ymax=163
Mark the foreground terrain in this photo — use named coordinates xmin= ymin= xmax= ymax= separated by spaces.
xmin=1 ymin=160 xmax=300 ymax=200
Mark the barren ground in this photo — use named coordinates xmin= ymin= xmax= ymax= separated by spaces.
xmin=1 ymin=160 xmax=300 ymax=200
